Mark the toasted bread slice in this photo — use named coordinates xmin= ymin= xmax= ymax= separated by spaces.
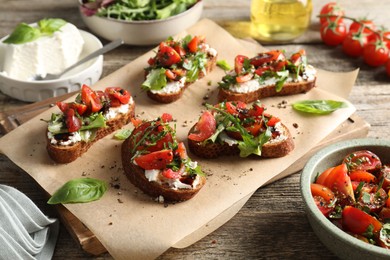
xmin=147 ymin=55 xmax=218 ymax=103
xmin=122 ymin=138 xmax=206 ymax=202
xmin=217 ymin=50 xmax=316 ymax=103
xmin=47 ymin=101 xmax=135 ymax=164
xmin=142 ymin=35 xmax=218 ymax=103
xmin=188 ymin=122 xmax=294 ymax=159
xmin=218 ymin=78 xmax=316 ymax=103
xmin=121 ymin=117 xmax=206 ymax=202
xmin=187 ymin=101 xmax=294 ymax=159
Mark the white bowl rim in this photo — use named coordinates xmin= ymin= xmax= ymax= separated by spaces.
xmin=301 ymin=137 xmax=390 ymax=257
xmin=78 ymin=0 xmax=203 ymax=25
xmin=0 ymin=29 xmax=102 ymax=84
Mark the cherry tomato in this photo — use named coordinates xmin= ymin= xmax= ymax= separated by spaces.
xmin=105 ymin=87 xmax=130 ymax=106
xmin=161 ymin=168 xmax=182 ymax=179
xmin=156 ymin=42 xmax=181 ymax=67
xmin=225 ymin=101 xmax=247 ymax=116
xmin=248 ymin=102 xmax=265 ymax=118
xmin=188 ymin=111 xmax=217 ymax=142
xmin=134 ymin=149 xmax=174 ymax=170
xmin=161 ymin=113 xmax=173 ymax=123
xmin=130 ymin=117 xmax=143 ymax=128
xmin=290 ymin=49 xmax=306 ymax=66
xmin=65 ymin=108 xmax=81 ymax=133
xmin=254 ymin=66 xmax=271 ymax=76
xmin=323 ymin=163 xmax=355 ymax=203
xmin=349 ymin=19 xmax=376 ymax=36
xmin=81 ymin=84 xmax=103 ymax=113
xmin=311 ymin=183 xmax=336 ymax=216
xmin=187 ymin=36 xmax=200 ymax=53
xmin=266 ymin=116 xmax=280 ymax=127
xmin=236 ymin=73 xmax=253 ymax=83
xmin=356 ymin=188 xmax=387 ymax=213
xmin=342 ymin=206 xmax=382 ymax=235
xmin=386 ymin=60 xmax=390 ymax=77
xmin=319 ymin=2 xmax=345 ymax=25
xmin=234 ymin=55 xmax=249 ymax=74
xmin=343 ymin=150 xmax=382 ymax=173
xmin=379 ymin=207 xmax=390 ymax=222
xmin=273 ymin=60 xmax=288 ymax=71
xmin=173 ymin=44 xmax=186 ymax=57
xmin=250 ymin=50 xmax=284 ymax=67
xmin=175 ymin=142 xmax=187 ymax=159
xmin=342 ymin=32 xmax=368 ymax=57
xmin=165 ymin=69 xmax=177 ymax=80
xmin=378 ymin=165 xmax=390 ymax=192
xmin=349 ymin=170 xmax=376 ymax=183
xmin=320 ymin=21 xmax=347 ymax=46
xmin=363 ymin=40 xmax=389 ymax=67
xmin=316 ymin=167 xmax=334 ymax=186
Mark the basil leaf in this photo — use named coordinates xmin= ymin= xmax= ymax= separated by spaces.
xmin=38 ymin=18 xmax=67 ymax=35
xmin=114 ymin=129 xmax=132 ymax=140
xmin=80 ymin=113 xmax=106 ymax=130
xmin=292 ymin=100 xmax=348 ymax=115
xmin=47 ymin=178 xmax=108 ymax=204
xmin=3 ymin=23 xmax=41 ymax=44
xmin=142 ymin=68 xmax=167 ymax=91
xmin=216 ymin=60 xmax=232 ymax=71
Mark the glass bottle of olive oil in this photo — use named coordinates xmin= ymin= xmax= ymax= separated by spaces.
xmin=250 ymin=0 xmax=312 ymax=43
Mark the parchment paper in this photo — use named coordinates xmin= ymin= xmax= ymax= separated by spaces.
xmin=0 ymin=19 xmax=358 ymax=260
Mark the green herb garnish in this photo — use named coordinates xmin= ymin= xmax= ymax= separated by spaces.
xmin=47 ymin=177 xmax=108 ymax=204
xmin=292 ymin=100 xmax=348 ymax=115
xmin=216 ymin=60 xmax=231 ymax=71
xmin=4 ymin=18 xmax=66 ymax=44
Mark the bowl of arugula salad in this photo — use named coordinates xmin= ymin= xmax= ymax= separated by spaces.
xmin=79 ymin=0 xmax=203 ymax=46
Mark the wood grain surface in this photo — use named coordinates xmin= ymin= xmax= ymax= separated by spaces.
xmin=1 ymin=0 xmax=389 ymax=259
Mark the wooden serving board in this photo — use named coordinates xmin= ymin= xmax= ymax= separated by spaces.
xmin=0 ymin=96 xmax=370 ymax=256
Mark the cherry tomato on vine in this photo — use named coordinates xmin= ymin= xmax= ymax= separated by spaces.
xmin=349 ymin=19 xmax=376 ymax=39
xmin=320 ymin=21 xmax=347 ymax=46
xmin=386 ymin=60 xmax=390 ymax=77
xmin=363 ymin=40 xmax=389 ymax=67
xmin=342 ymin=32 xmax=368 ymax=57
xmin=319 ymin=2 xmax=345 ymax=25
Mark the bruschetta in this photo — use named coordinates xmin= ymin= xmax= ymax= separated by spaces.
xmin=218 ymin=50 xmax=317 ymax=103
xmin=45 ymin=84 xmax=135 ymax=163
xmin=121 ymin=114 xmax=206 ymax=202
xmin=187 ymin=100 xmax=294 ymax=158
xmin=141 ymin=35 xmax=218 ymax=103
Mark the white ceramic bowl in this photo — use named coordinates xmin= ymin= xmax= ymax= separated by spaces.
xmin=79 ymin=0 xmax=203 ymax=46
xmin=301 ymin=138 xmax=390 ymax=260
xmin=0 ymin=30 xmax=103 ymax=102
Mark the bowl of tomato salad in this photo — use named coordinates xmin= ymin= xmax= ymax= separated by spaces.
xmin=301 ymin=138 xmax=390 ymax=260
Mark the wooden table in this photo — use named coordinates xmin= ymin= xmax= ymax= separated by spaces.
xmin=1 ymin=0 xmax=389 ymax=259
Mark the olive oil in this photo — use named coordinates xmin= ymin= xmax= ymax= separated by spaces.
xmin=250 ymin=0 xmax=312 ymax=43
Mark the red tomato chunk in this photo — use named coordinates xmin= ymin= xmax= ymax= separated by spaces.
xmin=312 ymin=150 xmax=390 ymax=249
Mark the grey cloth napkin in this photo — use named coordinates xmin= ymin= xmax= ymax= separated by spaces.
xmin=0 ymin=184 xmax=59 ymax=260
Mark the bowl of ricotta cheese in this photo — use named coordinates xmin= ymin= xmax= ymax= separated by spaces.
xmin=0 ymin=18 xmax=103 ymax=102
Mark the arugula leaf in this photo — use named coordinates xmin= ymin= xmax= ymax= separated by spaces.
xmin=141 ymin=68 xmax=167 ymax=90
xmin=114 ymin=129 xmax=132 ymax=140
xmin=81 ymin=113 xmax=106 ymax=130
xmin=3 ymin=23 xmax=41 ymax=44
xmin=292 ymin=100 xmax=348 ymax=115
xmin=216 ymin=60 xmax=232 ymax=71
xmin=275 ymin=70 xmax=289 ymax=92
xmin=47 ymin=177 xmax=108 ymax=204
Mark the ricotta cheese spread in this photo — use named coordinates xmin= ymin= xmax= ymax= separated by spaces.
xmin=104 ymin=97 xmax=133 ymax=120
xmin=228 ymin=65 xmax=317 ymax=94
xmin=150 ymin=76 xmax=186 ymax=94
xmin=0 ymin=22 xmax=84 ymax=81
xmin=142 ymin=163 xmax=200 ymax=190
xmin=48 ymin=131 xmax=82 ymax=146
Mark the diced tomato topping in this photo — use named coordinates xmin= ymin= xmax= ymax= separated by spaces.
xmin=81 ymin=84 xmax=103 ymax=113
xmin=248 ymin=103 xmax=265 ymax=117
xmin=134 ymin=149 xmax=174 ymax=170
xmin=105 ymin=87 xmax=130 ymax=106
xmin=175 ymin=142 xmax=188 ymax=159
xmin=234 ymin=55 xmax=249 ymax=74
xmin=65 ymin=108 xmax=81 ymax=133
xmin=236 ymin=73 xmax=253 ymax=83
xmin=188 ymin=111 xmax=217 ymax=142
xmin=156 ymin=42 xmax=181 ymax=67
xmin=161 ymin=113 xmax=173 ymax=123
xmin=254 ymin=66 xmax=271 ymax=76
xmin=290 ymin=49 xmax=306 ymax=65
xmin=266 ymin=116 xmax=280 ymax=127
xmin=162 ymin=168 xmax=182 ymax=179
xmin=130 ymin=117 xmax=143 ymax=128
xmin=187 ymin=36 xmax=200 ymax=53
xmin=173 ymin=45 xmax=186 ymax=57
xmin=165 ymin=69 xmax=177 ymax=80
